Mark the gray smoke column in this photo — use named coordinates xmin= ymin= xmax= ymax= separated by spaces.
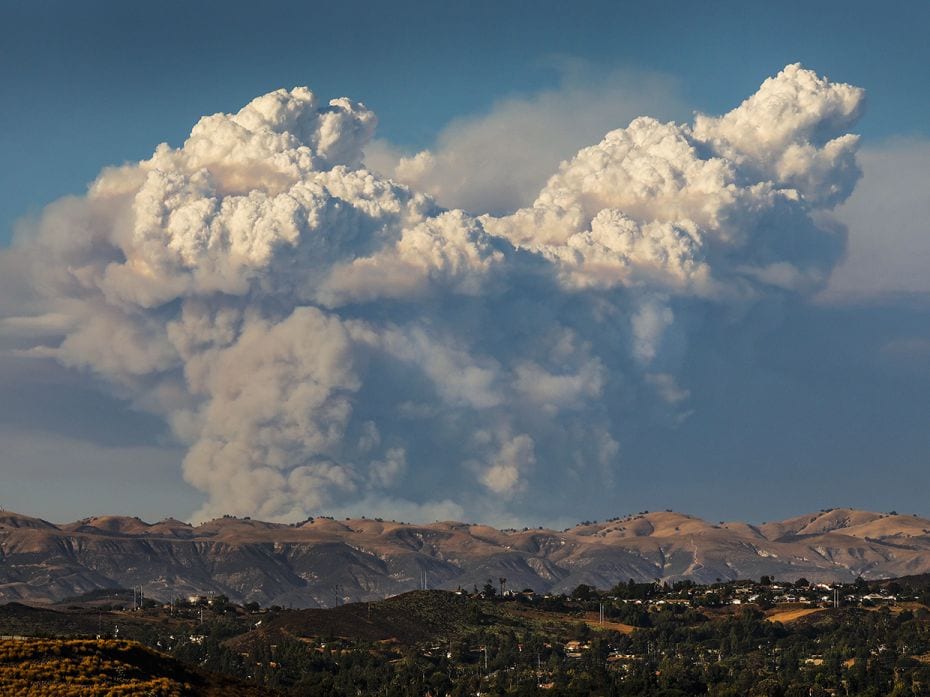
xmin=1 ymin=65 xmax=864 ymax=523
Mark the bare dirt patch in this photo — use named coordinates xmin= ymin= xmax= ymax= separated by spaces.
xmin=765 ymin=607 xmax=826 ymax=623
xmin=508 ymin=607 xmax=637 ymax=634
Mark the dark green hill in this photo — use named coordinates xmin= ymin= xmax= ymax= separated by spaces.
xmin=254 ymin=590 xmax=506 ymax=644
xmin=0 ymin=602 xmax=102 ymax=637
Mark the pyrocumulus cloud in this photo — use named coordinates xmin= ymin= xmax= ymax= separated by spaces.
xmin=0 ymin=65 xmax=864 ymax=523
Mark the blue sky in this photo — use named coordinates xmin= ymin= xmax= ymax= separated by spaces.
xmin=1 ymin=1 xmax=930 ymax=525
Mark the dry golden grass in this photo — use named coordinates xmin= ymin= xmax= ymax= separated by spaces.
xmin=765 ymin=607 xmax=826 ymax=624
xmin=580 ymin=614 xmax=637 ymax=634
xmin=507 ymin=607 xmax=637 ymax=634
xmin=0 ymin=639 xmax=189 ymax=696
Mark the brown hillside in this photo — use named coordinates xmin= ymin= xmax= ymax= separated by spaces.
xmin=4 ymin=508 xmax=930 ymax=607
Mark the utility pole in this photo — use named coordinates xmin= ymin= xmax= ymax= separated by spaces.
xmin=132 ymin=585 xmax=144 ymax=611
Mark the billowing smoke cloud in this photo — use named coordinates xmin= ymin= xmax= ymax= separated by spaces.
xmin=1 ymin=65 xmax=864 ymax=524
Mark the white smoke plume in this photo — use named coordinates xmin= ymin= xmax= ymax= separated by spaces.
xmin=1 ymin=65 xmax=864 ymax=523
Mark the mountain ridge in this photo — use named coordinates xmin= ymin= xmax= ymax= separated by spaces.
xmin=2 ymin=507 xmax=928 ymax=608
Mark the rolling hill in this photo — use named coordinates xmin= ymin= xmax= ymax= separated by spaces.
xmin=2 ymin=508 xmax=930 ymax=607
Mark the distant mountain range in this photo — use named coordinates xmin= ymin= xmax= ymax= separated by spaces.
xmin=3 ymin=508 xmax=930 ymax=608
